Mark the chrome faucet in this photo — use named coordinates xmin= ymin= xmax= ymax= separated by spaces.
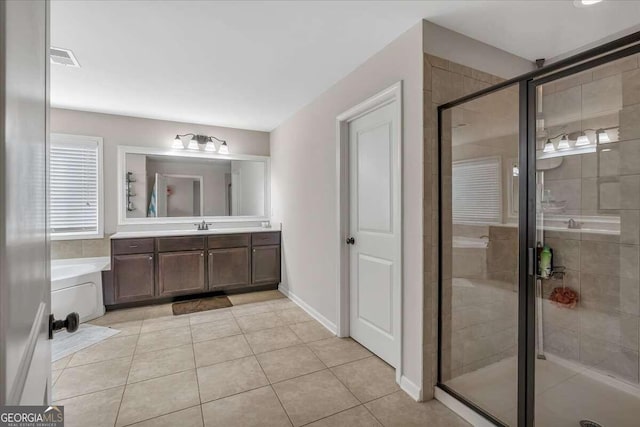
xmin=194 ymin=220 xmax=211 ymax=231
xmin=567 ymin=218 xmax=582 ymax=229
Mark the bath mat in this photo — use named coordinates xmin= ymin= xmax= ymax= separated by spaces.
xmin=172 ymin=296 xmax=232 ymax=315
xmin=52 ymin=324 xmax=120 ymax=362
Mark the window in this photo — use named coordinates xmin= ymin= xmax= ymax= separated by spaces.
xmin=452 ymin=157 xmax=502 ymax=224
xmin=50 ymin=134 xmax=103 ymax=240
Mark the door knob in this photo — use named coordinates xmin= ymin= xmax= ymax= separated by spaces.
xmin=346 ymin=237 xmax=355 ymax=245
xmin=49 ymin=312 xmax=79 ymax=339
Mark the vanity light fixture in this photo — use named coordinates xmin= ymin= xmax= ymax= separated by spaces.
xmin=543 ymin=139 xmax=556 ymax=153
xmin=218 ymin=141 xmax=229 ymax=155
xmin=575 ymin=131 xmax=591 ymax=146
xmin=557 ymin=134 xmax=571 ymax=150
xmin=171 ymin=134 xmax=228 ymax=153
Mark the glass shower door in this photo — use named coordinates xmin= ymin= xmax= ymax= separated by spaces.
xmin=532 ymin=53 xmax=640 ymax=427
xmin=440 ymin=84 xmax=521 ymax=426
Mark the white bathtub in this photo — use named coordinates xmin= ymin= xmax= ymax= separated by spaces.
xmin=51 ymin=257 xmax=110 ymax=323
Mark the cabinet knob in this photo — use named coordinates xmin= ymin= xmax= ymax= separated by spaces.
xmin=201 ymin=252 xmax=204 ymax=257
xmin=148 ymin=255 xmax=153 ymax=260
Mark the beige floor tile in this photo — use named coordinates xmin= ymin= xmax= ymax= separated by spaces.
xmin=52 ymin=354 xmax=72 ymax=371
xmin=190 ymin=317 xmax=241 ymax=343
xmin=189 ymin=309 xmax=232 ymax=326
xmin=128 ymin=344 xmax=195 ymax=384
xmin=197 ymin=356 xmax=269 ymax=403
xmin=135 ymin=326 xmax=192 ymax=354
xmin=129 ymin=405 xmax=203 ymax=427
xmin=236 ymin=311 xmax=284 ymax=333
xmin=231 ymin=301 xmax=276 ymax=317
xmin=245 ymin=326 xmax=302 ymax=354
xmin=106 ymin=320 xmax=142 ymax=337
xmin=54 ymin=386 xmax=124 ymax=427
xmin=306 ymin=405 xmax=382 ymax=427
xmin=91 ymin=307 xmax=149 ymax=326
xmin=144 ymin=303 xmax=174 ymax=320
xmin=52 ymin=369 xmax=62 ymax=385
xmin=365 ymin=391 xmax=469 ymax=427
xmin=307 ymin=337 xmax=372 ymax=367
xmin=288 ymin=321 xmax=333 ymax=343
xmin=116 ymin=370 xmax=200 ymax=426
xmin=273 ymin=370 xmax=359 ymax=426
xmin=201 ymin=386 xmax=291 ymax=427
xmin=275 ymin=307 xmax=312 ymax=325
xmin=269 ymin=299 xmax=298 ymax=311
xmin=194 ymin=334 xmax=252 ymax=368
xmin=140 ymin=315 xmax=190 ymax=333
xmin=68 ymin=335 xmax=138 ymax=367
xmin=256 ymin=345 xmax=325 ymax=383
xmin=227 ymin=290 xmax=286 ymax=306
xmin=331 ymin=357 xmax=400 ymax=403
xmin=53 ymin=357 xmax=131 ymax=400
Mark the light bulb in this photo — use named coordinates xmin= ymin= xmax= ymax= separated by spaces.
xmin=543 ymin=139 xmax=555 ymax=153
xmin=218 ymin=141 xmax=229 ymax=154
xmin=575 ymin=132 xmax=590 ymax=146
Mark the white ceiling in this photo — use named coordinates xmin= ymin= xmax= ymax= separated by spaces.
xmin=51 ymin=0 xmax=640 ymax=132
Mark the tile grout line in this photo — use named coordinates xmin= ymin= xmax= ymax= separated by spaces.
xmin=113 ymin=314 xmax=145 ymax=427
xmin=188 ymin=314 xmax=206 ymax=426
xmin=242 ymin=313 xmax=296 ymax=427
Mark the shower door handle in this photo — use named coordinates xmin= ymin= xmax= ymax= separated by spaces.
xmin=528 ymin=247 xmax=536 ymax=277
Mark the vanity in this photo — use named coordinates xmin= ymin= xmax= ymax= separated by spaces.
xmin=103 ymin=229 xmax=280 ymax=307
xmin=104 ymin=144 xmax=278 ymax=308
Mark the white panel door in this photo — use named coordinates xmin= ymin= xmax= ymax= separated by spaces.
xmin=348 ymin=101 xmax=400 ymax=367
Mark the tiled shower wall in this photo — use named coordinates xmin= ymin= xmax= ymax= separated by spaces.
xmin=539 ymin=54 xmax=640 ymax=385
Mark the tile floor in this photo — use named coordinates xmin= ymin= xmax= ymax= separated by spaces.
xmin=446 ymin=355 xmax=640 ymax=426
xmin=52 ymin=291 xmax=469 ymax=427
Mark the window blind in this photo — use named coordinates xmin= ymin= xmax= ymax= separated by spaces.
xmin=50 ymin=137 xmax=101 ymax=236
xmin=452 ymin=157 xmax=502 ymax=224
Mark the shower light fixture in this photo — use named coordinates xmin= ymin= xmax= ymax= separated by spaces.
xmin=171 ymin=133 xmax=228 ymax=153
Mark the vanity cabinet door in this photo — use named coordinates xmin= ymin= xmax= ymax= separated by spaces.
xmin=208 ymin=247 xmax=250 ymax=290
xmin=251 ymin=245 xmax=281 ymax=285
xmin=113 ymin=253 xmax=155 ymax=303
xmin=158 ymin=251 xmax=206 ymax=297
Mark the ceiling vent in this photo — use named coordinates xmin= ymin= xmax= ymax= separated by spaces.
xmin=50 ymin=47 xmax=80 ymax=67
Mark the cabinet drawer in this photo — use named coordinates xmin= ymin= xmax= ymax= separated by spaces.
xmin=112 ymin=238 xmax=155 ymax=255
xmin=157 ymin=236 xmax=205 ymax=252
xmin=208 ymin=234 xmax=250 ymax=249
xmin=252 ymin=232 xmax=280 ymax=246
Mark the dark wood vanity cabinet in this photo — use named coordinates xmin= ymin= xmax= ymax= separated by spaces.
xmin=158 ymin=251 xmax=206 ymax=297
xmin=107 ymin=231 xmax=280 ymax=307
xmin=252 ymin=245 xmax=281 ymax=285
xmin=112 ymin=253 xmax=155 ymax=303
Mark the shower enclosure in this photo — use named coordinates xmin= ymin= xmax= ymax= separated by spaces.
xmin=438 ymin=33 xmax=640 ymax=426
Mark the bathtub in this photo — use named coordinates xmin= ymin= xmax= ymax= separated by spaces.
xmin=51 ymin=257 xmax=110 ymax=323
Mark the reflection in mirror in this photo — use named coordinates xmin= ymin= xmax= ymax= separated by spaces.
xmin=125 ymin=153 xmax=265 ymax=218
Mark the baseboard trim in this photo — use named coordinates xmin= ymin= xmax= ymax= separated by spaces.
xmin=399 ymin=376 xmax=422 ymax=401
xmin=434 ymin=386 xmax=498 ymax=427
xmin=278 ymin=285 xmax=337 ymax=335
